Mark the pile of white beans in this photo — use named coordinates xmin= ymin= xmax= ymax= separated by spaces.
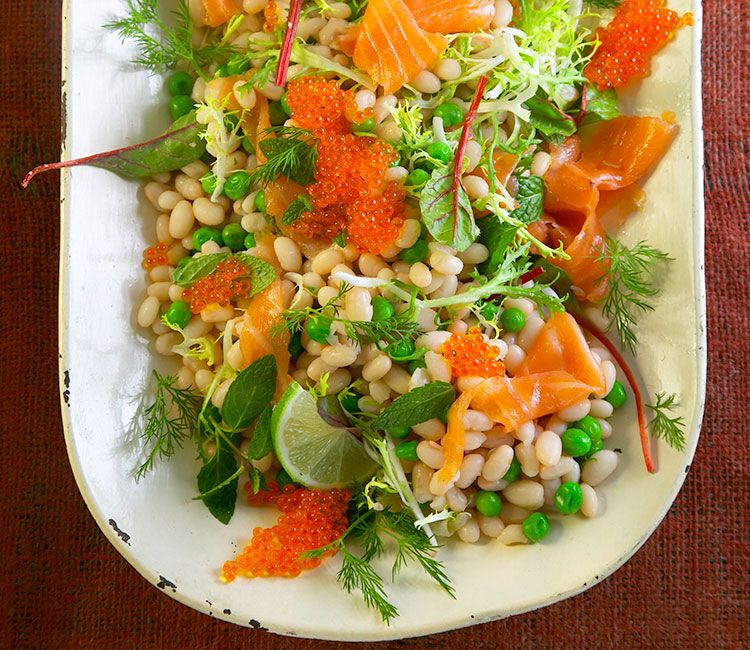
xmin=135 ymin=0 xmax=621 ymax=545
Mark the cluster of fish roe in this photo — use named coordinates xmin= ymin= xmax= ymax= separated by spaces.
xmin=182 ymin=258 xmax=250 ymax=314
xmin=263 ymin=0 xmax=280 ymax=32
xmin=142 ymin=243 xmax=168 ymax=270
xmin=585 ymin=0 xmax=693 ymax=89
xmin=284 ymin=77 xmax=405 ymax=254
xmin=441 ymin=328 xmax=505 ymax=378
xmin=222 ymin=485 xmax=350 ymax=581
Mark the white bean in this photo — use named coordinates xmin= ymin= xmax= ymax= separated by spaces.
xmin=307 ymin=357 xmax=335 ymax=382
xmin=175 ymin=174 xmax=203 ymax=201
xmin=464 ymin=431 xmax=487 ymax=451
xmin=463 ymin=175 xmax=490 ymax=200
xmin=149 ymin=265 xmax=172 ymax=283
xmin=416 ymin=441 xmax=444 ymax=470
xmin=373 ymin=94 xmax=397 ymax=123
xmin=530 ymin=151 xmax=552 ymax=177
xmin=558 ymin=398 xmax=591 ymax=423
xmin=321 ymin=344 xmax=357 ymax=368
xmin=463 ymin=409 xmax=494 ymax=432
xmin=503 ymin=480 xmax=544 ymax=510
xmin=425 ymin=351 xmax=451 ymax=382
xmin=157 ymin=190 xmax=182 ymax=211
xmin=599 ymin=418 xmax=613 ymax=440
xmin=535 ymin=430 xmax=562 ymax=467
xmin=478 ymin=514 xmax=504 ymax=538
xmin=546 ymin=415 xmax=568 ymax=435
xmin=600 ymin=360 xmax=617 ymax=397
xmin=477 ymin=476 xmax=509 ymax=491
xmin=412 ymin=418 xmax=445 ymax=441
xmin=543 ymin=477 xmax=561 ymax=506
xmin=193 ymin=197 xmax=225 ymax=226
xmin=457 ymin=517 xmax=480 ymax=543
xmin=395 ymin=219 xmax=421 ymax=249
xmin=409 ymin=262 xmax=432 ymax=288
xmin=456 ymin=454 xmax=485 ymax=489
xmin=194 ymin=369 xmax=214 ymax=391
xmin=482 ymin=428 xmax=515 ymax=449
xmin=458 ymin=243 xmax=489 ymax=265
xmin=354 ymin=88 xmax=376 ymax=110
xmin=580 ymin=483 xmax=599 ymax=517
xmin=446 ymin=487 xmax=468 ymax=512
xmin=504 ymin=344 xmax=526 ymax=373
xmin=539 ymin=456 xmax=577 ymax=480
xmin=429 ymin=251 xmax=464 ymax=275
xmin=515 ymin=443 xmax=539 ymax=477
xmin=492 ymin=0 xmax=514 ymax=28
xmin=362 ymin=354 xmax=392 ymax=382
xmin=590 ymin=399 xmax=614 ymax=419
xmin=433 ymin=57 xmax=461 ymax=81
xmin=345 ymin=287 xmax=372 ymax=321
xmin=311 ymin=248 xmax=344 ymax=275
xmin=369 ymin=380 xmax=391 ymax=403
xmin=410 ymin=70 xmax=441 ymax=94
xmin=169 ymin=200 xmax=195 ymax=239
xmin=463 ymin=140 xmax=483 ymax=174
xmin=155 ymin=332 xmax=181 ymax=356
xmin=412 ymin=462 xmax=434 ymax=503
xmin=482 ymin=445 xmax=514 ymax=482
xmin=513 ymin=421 xmax=536 ymax=445
xmin=581 ymin=450 xmax=618 ymax=487
xmin=417 ymin=330 xmax=452 ymax=352
xmin=504 ymin=297 xmax=535 ymax=315
xmin=429 ymin=470 xmax=454 ymax=496
xmin=497 ymin=524 xmax=530 ymax=545
xmin=518 ymin=314 xmax=546 ymax=351
xmin=383 ymin=366 xmax=412 ymax=394
xmin=147 ymin=281 xmax=171 ymax=301
xmin=137 ymin=296 xmax=160 ymax=328
xmin=561 ymin=461 xmax=581 ymax=484
xmin=273 ymin=237 xmax=302 ymax=272
xmin=211 ymin=379 xmax=232 ymax=409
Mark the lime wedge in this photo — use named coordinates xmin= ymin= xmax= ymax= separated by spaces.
xmin=271 ymin=382 xmax=379 ymax=489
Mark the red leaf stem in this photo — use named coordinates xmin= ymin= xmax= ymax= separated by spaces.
xmin=451 ymin=75 xmax=488 ymax=238
xmin=275 ymin=0 xmax=303 ymax=87
xmin=573 ymin=315 xmax=655 ymax=473
xmin=519 ymin=266 xmax=544 ymax=284
xmin=576 ymin=83 xmax=589 ymax=127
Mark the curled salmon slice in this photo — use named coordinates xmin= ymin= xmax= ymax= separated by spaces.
xmin=554 ymin=212 xmax=610 ymax=303
xmin=517 ymin=312 xmax=606 ymax=395
xmin=199 ymin=0 xmax=242 ymax=27
xmin=405 ymin=0 xmax=494 ymax=33
xmin=353 ymin=0 xmax=447 ymax=94
xmin=471 ymin=371 xmax=593 ymax=432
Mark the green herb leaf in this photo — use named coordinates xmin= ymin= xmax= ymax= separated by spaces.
xmin=281 ymin=193 xmax=313 ymax=225
xmin=646 ymin=392 xmax=686 ymax=452
xmin=524 ymin=96 xmax=577 ymax=139
xmin=372 ymin=382 xmax=456 ymax=432
xmin=509 ymin=175 xmax=544 ymax=224
xmin=333 ymin=230 xmax=348 ymax=248
xmin=338 ymin=546 xmax=399 ymax=624
xmin=172 ymin=253 xmax=230 ymax=288
xmin=221 ymin=355 xmax=277 ymax=430
xmin=233 ymin=253 xmax=277 ymax=296
xmin=420 ymin=169 xmax=479 ymax=252
xmin=584 ymin=0 xmax=622 ymax=8
xmin=478 ymin=217 xmax=518 ymax=277
xmin=581 ymin=86 xmax=620 ymax=125
xmin=247 ymin=405 xmax=274 ymax=460
xmin=196 ymin=433 xmax=241 ymax=524
xmin=251 ymin=127 xmax=318 ymax=186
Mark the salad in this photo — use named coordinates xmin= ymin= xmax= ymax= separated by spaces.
xmin=27 ymin=0 xmax=693 ymax=624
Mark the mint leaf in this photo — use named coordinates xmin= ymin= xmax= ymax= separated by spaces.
xmin=581 ymin=86 xmax=620 ymax=125
xmin=281 ymin=193 xmax=313 ymax=225
xmin=420 ymin=169 xmax=479 ymax=252
xmin=197 ymin=434 xmax=241 ymax=524
xmin=372 ymin=382 xmax=456 ymax=432
xmin=233 ymin=253 xmax=277 ymax=297
xmin=510 ymin=175 xmax=544 ymax=224
xmin=478 ymin=217 xmax=518 ymax=277
xmin=221 ymin=355 xmax=277 ymax=430
xmin=247 ymin=405 xmax=274 ymax=460
xmin=172 ymin=253 xmax=230 ymax=288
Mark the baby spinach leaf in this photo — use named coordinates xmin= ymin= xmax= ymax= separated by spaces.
xmin=281 ymin=193 xmax=313 ymax=225
xmin=420 ymin=170 xmax=479 ymax=252
xmin=510 ymin=175 xmax=544 ymax=224
xmin=22 ymin=112 xmax=206 ymax=187
xmin=581 ymin=86 xmax=620 ymax=125
xmin=524 ymin=97 xmax=576 ymax=140
xmin=172 ymin=253 xmax=230 ymax=288
xmin=479 ymin=218 xmax=518 ymax=277
xmin=247 ymin=405 xmax=274 ymax=460
xmin=221 ymin=355 xmax=277 ymax=430
xmin=197 ymin=434 xmax=241 ymax=525
xmin=233 ymin=253 xmax=277 ymax=296
xmin=372 ymin=382 xmax=456 ymax=432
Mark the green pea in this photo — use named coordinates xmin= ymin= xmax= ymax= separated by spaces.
xmin=421 ymin=142 xmax=452 ymax=170
xmin=561 ymin=428 xmax=592 ymax=457
xmin=554 ymin=482 xmax=583 ymax=515
xmin=500 ymin=307 xmax=526 ymax=333
xmin=352 ymin=117 xmax=376 ymax=134
xmin=168 ymin=95 xmax=194 ymax=120
xmin=269 ymin=100 xmax=288 ymax=126
xmin=280 ymin=92 xmax=292 ymax=117
xmin=395 ymin=440 xmax=419 ymax=462
xmin=387 ymin=339 xmax=416 ymax=361
xmin=479 ymin=301 xmax=499 ymax=322
xmin=574 ymin=415 xmax=603 ymax=445
xmin=433 ymin=102 xmax=464 ymax=128
xmin=254 ymin=189 xmax=267 ymax=213
xmin=226 ymin=54 xmax=250 ymax=76
xmin=503 ymin=457 xmax=521 ymax=483
xmin=276 ymin=468 xmax=295 ymax=489
xmin=221 ymin=223 xmax=247 ymax=252
xmin=192 ymin=227 xmax=223 ymax=251
xmin=405 ymin=168 xmax=430 ymax=188
xmin=605 ymin=380 xmax=627 ymax=408
xmin=388 ymin=425 xmax=410 ymax=440
xmin=584 ymin=439 xmax=604 ymax=459
xmin=214 ymin=64 xmax=229 ymax=78
xmin=163 ymin=301 xmax=191 ymax=330
xmin=371 ymin=295 xmax=396 ymax=321
xmin=224 ymin=171 xmax=251 ymax=201
xmin=522 ymin=512 xmax=551 ymax=543
xmin=200 ymin=171 xmax=218 ymax=195
xmin=168 ymin=71 xmax=193 ymax=97
xmin=408 ymin=358 xmax=427 ymax=374
xmin=305 ymin=315 xmax=332 ymax=344
xmin=399 ymin=238 xmax=429 ymax=264
xmin=244 ymin=232 xmax=257 ymax=250
xmin=287 ymin=330 xmax=303 ymax=360
xmin=340 ymin=391 xmax=361 ymax=414
xmin=475 ymin=491 xmax=502 ymax=517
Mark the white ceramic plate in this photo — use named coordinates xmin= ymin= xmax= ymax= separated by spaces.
xmin=59 ymin=0 xmax=705 ymax=641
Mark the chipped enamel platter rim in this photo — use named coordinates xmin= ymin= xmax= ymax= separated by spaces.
xmin=59 ymin=0 xmax=705 ymax=641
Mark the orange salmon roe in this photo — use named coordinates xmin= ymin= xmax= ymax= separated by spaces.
xmin=182 ymin=258 xmax=250 ymax=314
xmin=441 ymin=327 xmax=505 ymax=378
xmin=284 ymin=77 xmax=404 ymax=254
xmin=585 ymin=0 xmax=693 ymax=89
xmin=263 ymin=0 xmax=280 ymax=32
xmin=143 ymin=243 xmax=168 ymax=270
xmin=222 ymin=484 xmax=350 ymax=581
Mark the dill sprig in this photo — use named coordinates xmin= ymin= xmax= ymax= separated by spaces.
xmin=597 ymin=237 xmax=673 ymax=355
xmin=249 ymin=126 xmax=318 ymax=186
xmin=105 ymin=0 xmax=238 ymax=77
xmin=275 ymin=282 xmax=423 ymax=348
xmin=646 ymin=392 xmax=687 ymax=451
xmin=136 ymin=370 xmax=201 ymax=480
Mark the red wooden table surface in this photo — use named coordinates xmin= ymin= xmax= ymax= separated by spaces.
xmin=1 ymin=1 xmax=747 ymax=647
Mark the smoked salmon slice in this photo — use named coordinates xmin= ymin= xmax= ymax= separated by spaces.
xmin=353 ymin=0 xmax=447 ymax=94
xmin=405 ymin=0 xmax=495 ymax=33
xmin=576 ymin=116 xmax=677 ymax=190
xmin=471 ymin=371 xmax=594 ymax=432
xmin=517 ymin=312 xmax=606 ymax=395
xmin=434 ymin=388 xmax=477 ymax=488
xmin=199 ymin=0 xmax=242 ymax=27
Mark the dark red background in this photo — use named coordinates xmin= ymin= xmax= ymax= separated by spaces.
xmin=1 ymin=2 xmax=747 ymax=648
